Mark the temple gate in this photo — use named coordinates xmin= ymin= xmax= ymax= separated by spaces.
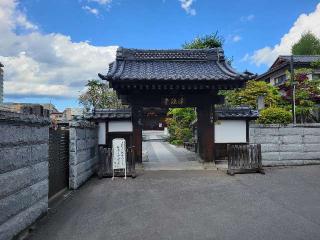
xmin=99 ymin=47 xmax=254 ymax=163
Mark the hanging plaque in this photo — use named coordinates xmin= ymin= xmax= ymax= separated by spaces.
xmin=161 ymin=96 xmax=185 ymax=106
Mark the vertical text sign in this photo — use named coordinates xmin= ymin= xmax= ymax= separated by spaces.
xmin=112 ymin=138 xmax=126 ymax=170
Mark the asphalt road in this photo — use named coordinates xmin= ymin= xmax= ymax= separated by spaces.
xmin=27 ymin=166 xmax=320 ymax=240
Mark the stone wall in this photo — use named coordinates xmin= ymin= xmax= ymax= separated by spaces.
xmin=69 ymin=121 xmax=98 ymax=189
xmin=250 ymin=124 xmax=320 ymax=166
xmin=0 ymin=111 xmax=50 ymax=240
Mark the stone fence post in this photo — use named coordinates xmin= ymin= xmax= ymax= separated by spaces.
xmin=69 ymin=121 xmax=98 ymax=189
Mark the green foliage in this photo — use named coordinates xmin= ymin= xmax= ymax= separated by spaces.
xmin=311 ymin=60 xmax=320 ymax=69
xmin=170 ymin=139 xmax=184 ymax=146
xmin=79 ymin=80 xmax=124 ymax=110
xmin=257 ymin=107 xmax=292 ymax=125
xmin=292 ymin=31 xmax=320 ymax=55
xmin=167 ymin=32 xmax=225 ymax=145
xmin=166 ymin=108 xmax=196 ymax=145
xmin=223 ymin=80 xmax=281 ymax=108
xmin=284 ymin=68 xmax=320 ymax=122
xmin=182 ymin=32 xmax=224 ymax=49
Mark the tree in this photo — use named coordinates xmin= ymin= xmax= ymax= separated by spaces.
xmin=79 ymin=80 xmax=123 ymax=110
xmin=281 ymin=68 xmax=320 ymax=123
xmin=182 ymin=32 xmax=224 ymax=49
xmin=166 ymin=108 xmax=196 ymax=145
xmin=167 ymin=32 xmax=226 ymax=144
xmin=292 ymin=31 xmax=320 ymax=55
xmin=223 ymin=80 xmax=281 ymax=109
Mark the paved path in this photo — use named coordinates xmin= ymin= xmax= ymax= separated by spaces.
xmin=142 ymin=130 xmax=203 ymax=170
xmin=28 ymin=166 xmax=320 ymax=240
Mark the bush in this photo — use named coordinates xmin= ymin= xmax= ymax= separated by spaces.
xmin=170 ymin=139 xmax=184 ymax=146
xmin=166 ymin=108 xmax=196 ymax=145
xmin=257 ymin=107 xmax=292 ymax=125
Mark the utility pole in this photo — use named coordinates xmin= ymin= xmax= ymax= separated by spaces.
xmin=290 ymin=55 xmax=296 ymax=124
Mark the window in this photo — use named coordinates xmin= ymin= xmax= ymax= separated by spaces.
xmin=274 ymin=74 xmax=287 ymax=85
xmin=312 ymin=73 xmax=320 ymax=80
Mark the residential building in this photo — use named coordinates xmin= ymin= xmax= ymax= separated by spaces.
xmin=62 ymin=108 xmax=85 ymax=121
xmin=256 ymin=55 xmax=320 ymax=86
xmin=2 ymin=102 xmax=58 ymax=117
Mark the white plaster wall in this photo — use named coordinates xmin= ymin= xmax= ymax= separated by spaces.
xmin=98 ymin=122 xmax=106 ymax=144
xmin=108 ymin=121 xmax=133 ymax=132
xmin=215 ymin=120 xmax=247 ymax=143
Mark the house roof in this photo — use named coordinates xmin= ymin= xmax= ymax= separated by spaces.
xmin=99 ymin=48 xmax=255 ymax=82
xmin=270 ymin=55 xmax=320 ymax=69
xmin=257 ymin=55 xmax=320 ymax=81
xmin=90 ymin=108 xmax=131 ymax=120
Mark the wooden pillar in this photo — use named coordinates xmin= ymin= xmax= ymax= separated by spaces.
xmin=132 ymin=105 xmax=143 ymax=163
xmin=196 ymin=104 xmax=214 ymax=162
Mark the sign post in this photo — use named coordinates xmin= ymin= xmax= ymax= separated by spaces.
xmin=112 ymin=138 xmax=127 ymax=179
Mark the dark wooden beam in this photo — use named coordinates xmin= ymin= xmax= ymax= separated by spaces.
xmin=132 ymin=105 xmax=143 ymax=163
xmin=246 ymin=120 xmax=250 ymax=143
xmin=197 ymin=104 xmax=214 ymax=162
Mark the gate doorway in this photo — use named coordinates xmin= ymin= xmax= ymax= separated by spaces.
xmin=142 ymin=130 xmax=203 ymax=170
xmin=48 ymin=126 xmax=69 ymax=198
xmin=99 ymin=48 xmax=254 ymax=164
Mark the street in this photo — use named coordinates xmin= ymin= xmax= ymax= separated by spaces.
xmin=27 ymin=166 xmax=320 ymax=240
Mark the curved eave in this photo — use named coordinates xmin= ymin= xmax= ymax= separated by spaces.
xmin=98 ymin=73 xmax=108 ymax=80
xmin=100 ymin=76 xmax=248 ymax=82
xmin=100 ymin=59 xmax=256 ymax=82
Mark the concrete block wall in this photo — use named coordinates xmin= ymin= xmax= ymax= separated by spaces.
xmin=0 ymin=111 xmax=50 ymax=240
xmin=69 ymin=121 xmax=98 ymax=189
xmin=250 ymin=124 xmax=320 ymax=166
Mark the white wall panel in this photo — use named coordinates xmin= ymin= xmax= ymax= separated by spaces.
xmin=98 ymin=122 xmax=106 ymax=144
xmin=108 ymin=121 xmax=133 ymax=132
xmin=215 ymin=120 xmax=247 ymax=143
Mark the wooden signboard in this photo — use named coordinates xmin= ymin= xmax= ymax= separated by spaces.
xmin=112 ymin=138 xmax=127 ymax=179
xmin=161 ymin=96 xmax=185 ymax=107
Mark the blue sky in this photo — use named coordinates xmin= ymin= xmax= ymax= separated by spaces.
xmin=1 ymin=0 xmax=320 ymax=111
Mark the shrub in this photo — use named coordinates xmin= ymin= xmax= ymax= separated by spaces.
xmin=166 ymin=108 xmax=196 ymax=145
xmin=170 ymin=139 xmax=184 ymax=146
xmin=257 ymin=107 xmax=292 ymax=125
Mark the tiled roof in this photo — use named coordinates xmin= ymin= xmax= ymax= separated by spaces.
xmin=215 ymin=106 xmax=259 ymax=120
xmin=91 ymin=107 xmax=258 ymax=122
xmin=99 ymin=48 xmax=255 ymax=82
xmin=90 ymin=108 xmax=131 ymax=120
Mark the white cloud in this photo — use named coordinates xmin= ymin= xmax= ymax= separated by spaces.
xmin=241 ymin=14 xmax=255 ymax=22
xmin=251 ymin=3 xmax=320 ymax=67
xmin=232 ymin=35 xmax=242 ymax=42
xmin=0 ymin=0 xmax=117 ymax=99
xmin=179 ymin=0 xmax=196 ymax=16
xmin=82 ymin=5 xmax=99 ymax=16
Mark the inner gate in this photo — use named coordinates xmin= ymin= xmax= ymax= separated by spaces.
xmin=99 ymin=47 xmax=254 ymax=163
